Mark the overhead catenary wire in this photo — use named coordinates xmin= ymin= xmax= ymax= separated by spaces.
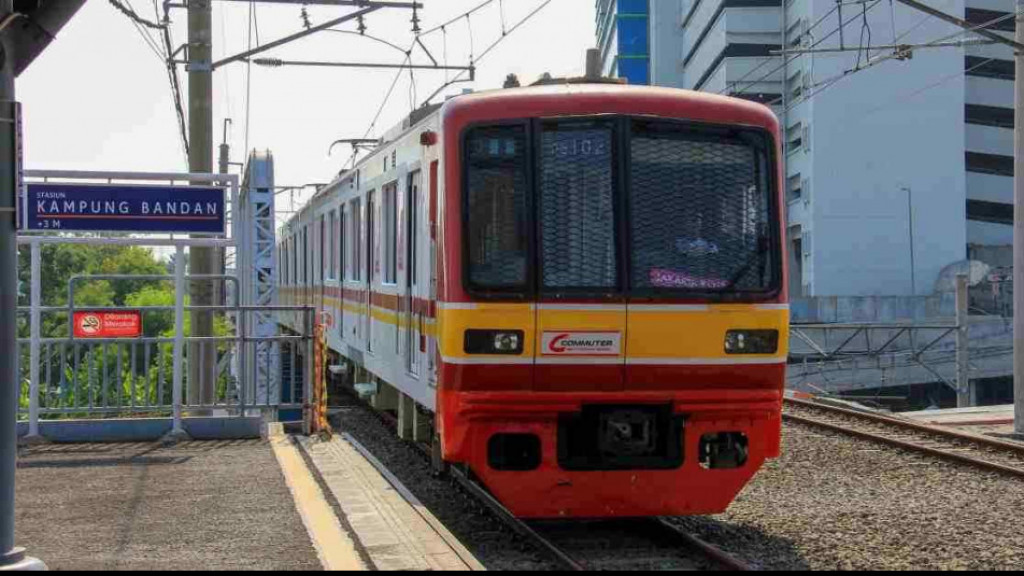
xmin=770 ymin=8 xmax=1021 ymax=113
xmin=721 ymin=3 xmax=841 ymax=96
xmin=347 ymin=0 xmax=553 ymax=168
xmin=108 ymin=0 xmax=165 ymax=29
xmin=728 ymin=0 xmax=885 ymax=99
xmin=419 ymin=0 xmax=554 ymax=108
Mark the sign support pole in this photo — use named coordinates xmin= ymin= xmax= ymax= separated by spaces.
xmin=26 ymin=242 xmax=40 ymax=441
xmin=165 ymin=246 xmax=190 ymax=444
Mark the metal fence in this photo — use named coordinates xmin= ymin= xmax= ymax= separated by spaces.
xmin=17 ymin=270 xmax=314 ymax=437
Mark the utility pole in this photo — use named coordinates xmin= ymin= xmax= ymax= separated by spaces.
xmin=956 ymin=273 xmax=971 ymax=408
xmin=189 ymin=0 xmax=217 ymax=410
xmin=903 ymin=186 xmax=916 ymax=295
xmin=1015 ymin=0 xmax=1024 ymax=435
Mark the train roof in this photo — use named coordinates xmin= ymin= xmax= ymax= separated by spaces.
xmin=279 ymin=83 xmax=779 ymax=236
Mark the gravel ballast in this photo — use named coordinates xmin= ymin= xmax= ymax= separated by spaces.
xmin=671 ymin=421 xmax=1024 ymax=570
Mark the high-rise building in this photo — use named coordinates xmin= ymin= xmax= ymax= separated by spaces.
xmin=597 ymin=0 xmax=1014 ymax=298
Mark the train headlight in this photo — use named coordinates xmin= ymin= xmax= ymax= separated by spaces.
xmin=464 ymin=330 xmax=525 ymax=355
xmin=724 ymin=330 xmax=779 ymax=355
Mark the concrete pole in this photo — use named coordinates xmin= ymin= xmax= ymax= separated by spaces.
xmin=0 ymin=0 xmax=44 ymax=566
xmin=956 ymin=273 xmax=971 ymax=408
xmin=189 ymin=0 xmax=217 ymax=409
xmin=1015 ymin=0 xmax=1024 ymax=435
xmin=27 ymin=242 xmax=39 ymax=440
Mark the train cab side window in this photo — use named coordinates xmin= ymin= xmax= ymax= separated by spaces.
xmin=464 ymin=125 xmax=529 ymax=292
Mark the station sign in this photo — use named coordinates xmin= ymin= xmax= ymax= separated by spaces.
xmin=25 ymin=182 xmax=225 ymax=234
xmin=73 ymin=311 xmax=144 ymax=339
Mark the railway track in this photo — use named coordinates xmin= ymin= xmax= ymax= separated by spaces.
xmin=447 ymin=462 xmax=752 ymax=571
xmin=783 ymin=397 xmax=1024 ymax=479
xmin=340 ymin=389 xmax=751 ymax=571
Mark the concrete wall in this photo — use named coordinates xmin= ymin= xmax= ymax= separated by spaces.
xmin=791 ymin=294 xmax=958 ymax=324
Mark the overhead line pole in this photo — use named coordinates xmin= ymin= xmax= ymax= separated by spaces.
xmin=188 ymin=0 xmax=217 ymax=414
xmin=1015 ymin=0 xmax=1024 ymax=436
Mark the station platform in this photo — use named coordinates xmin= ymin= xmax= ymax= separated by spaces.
xmin=14 ymin=433 xmax=483 ymax=571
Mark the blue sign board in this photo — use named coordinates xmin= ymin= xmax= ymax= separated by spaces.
xmin=25 ymin=183 xmax=225 ymax=234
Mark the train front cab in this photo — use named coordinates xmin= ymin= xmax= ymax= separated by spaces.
xmin=435 ymin=85 xmax=789 ymax=519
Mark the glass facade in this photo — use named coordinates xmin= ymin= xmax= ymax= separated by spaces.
xmin=614 ymin=0 xmax=649 ymax=85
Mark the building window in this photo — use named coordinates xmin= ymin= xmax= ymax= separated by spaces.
xmin=787 ymin=174 xmax=802 ymax=202
xmin=787 ymin=71 xmax=804 ymax=101
xmin=786 ymin=122 xmax=804 ymax=153
xmin=967 ymin=199 xmax=1013 ymax=225
xmin=966 ymin=151 xmax=1013 ymax=177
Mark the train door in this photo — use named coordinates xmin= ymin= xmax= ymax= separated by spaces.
xmin=365 ymin=190 xmax=375 ymax=353
xmin=534 ymin=118 xmax=626 ymax=391
xmin=338 ymin=207 xmax=345 ymax=339
xmin=404 ymin=170 xmax=422 ymax=374
xmin=318 ymin=214 xmax=326 ymax=317
xmin=427 ymin=162 xmax=439 ymax=385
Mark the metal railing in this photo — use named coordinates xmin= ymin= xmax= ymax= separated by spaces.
xmin=17 ymin=295 xmax=314 ymax=436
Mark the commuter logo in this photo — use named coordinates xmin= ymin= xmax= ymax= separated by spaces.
xmin=542 ymin=332 xmax=621 ymax=356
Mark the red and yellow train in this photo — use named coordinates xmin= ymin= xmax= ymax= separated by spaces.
xmin=279 ymin=82 xmax=789 ymax=518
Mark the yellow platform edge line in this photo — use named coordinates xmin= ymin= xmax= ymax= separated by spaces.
xmin=270 ymin=437 xmax=368 ymax=571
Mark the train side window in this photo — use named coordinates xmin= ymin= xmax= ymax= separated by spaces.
xmin=302 ymin=227 xmax=309 ymax=287
xmin=350 ymin=198 xmax=362 ymax=282
xmin=383 ymin=181 xmax=398 ymax=284
xmin=340 ymin=206 xmax=347 ymax=281
xmin=327 ymin=210 xmax=337 ymax=280
xmin=319 ymin=214 xmax=326 ymax=285
xmin=464 ymin=125 xmax=529 ymax=292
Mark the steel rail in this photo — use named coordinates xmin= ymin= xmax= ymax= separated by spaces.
xmin=350 ymin=387 xmax=753 ymax=570
xmin=362 ymin=405 xmax=585 ymax=570
xmin=783 ymin=400 xmax=1024 ymax=479
xmin=654 ymin=518 xmax=754 ymax=571
xmin=784 ymin=397 xmax=1024 ymax=455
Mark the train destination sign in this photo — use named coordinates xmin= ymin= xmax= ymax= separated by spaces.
xmin=25 ymin=183 xmax=225 ymax=233
xmin=73 ymin=311 xmax=143 ymax=339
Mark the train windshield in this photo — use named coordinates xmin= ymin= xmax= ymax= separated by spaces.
xmin=464 ymin=125 xmax=530 ymax=291
xmin=539 ymin=119 xmax=618 ymax=291
xmin=629 ymin=120 xmax=774 ymax=294
xmin=463 ymin=118 xmax=778 ymax=298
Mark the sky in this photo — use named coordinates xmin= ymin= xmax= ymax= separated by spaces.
xmin=19 ymin=0 xmax=596 ymax=222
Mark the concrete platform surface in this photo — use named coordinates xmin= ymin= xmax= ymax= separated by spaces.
xmin=298 ymin=434 xmax=484 ymax=571
xmin=15 ymin=440 xmax=322 ymax=571
xmin=902 ymin=404 xmax=1018 ymax=438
